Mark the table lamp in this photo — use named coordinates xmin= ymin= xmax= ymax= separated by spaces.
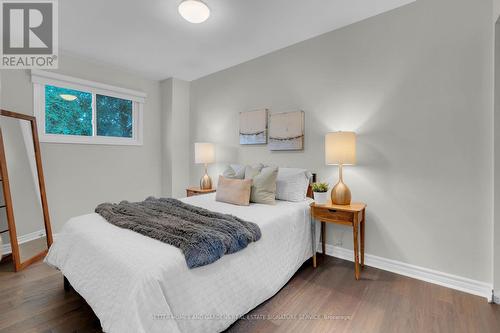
xmin=195 ymin=142 xmax=215 ymax=190
xmin=325 ymin=132 xmax=356 ymax=205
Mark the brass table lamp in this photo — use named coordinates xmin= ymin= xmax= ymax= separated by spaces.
xmin=325 ymin=132 xmax=356 ymax=205
xmin=195 ymin=142 xmax=215 ymax=190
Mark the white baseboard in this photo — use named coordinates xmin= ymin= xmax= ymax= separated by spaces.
xmin=1 ymin=229 xmax=46 ymax=256
xmin=319 ymin=243 xmax=493 ymax=301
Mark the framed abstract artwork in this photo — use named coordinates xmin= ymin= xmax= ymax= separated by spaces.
xmin=239 ymin=109 xmax=268 ymax=145
xmin=268 ymin=111 xmax=305 ymax=151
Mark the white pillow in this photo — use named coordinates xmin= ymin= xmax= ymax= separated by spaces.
xmin=275 ymin=168 xmax=312 ymax=202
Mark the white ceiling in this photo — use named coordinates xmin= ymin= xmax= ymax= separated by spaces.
xmin=60 ymin=0 xmax=415 ymax=81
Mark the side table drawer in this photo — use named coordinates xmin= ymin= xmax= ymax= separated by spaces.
xmin=313 ymin=208 xmax=354 ymax=223
xmin=186 ymin=189 xmax=216 ymax=197
xmin=186 ymin=190 xmax=199 ymax=197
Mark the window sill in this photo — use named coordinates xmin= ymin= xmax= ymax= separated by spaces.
xmin=39 ymin=134 xmax=143 ymax=146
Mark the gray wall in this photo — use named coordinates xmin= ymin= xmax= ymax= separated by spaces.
xmin=161 ymin=79 xmax=173 ymax=197
xmin=190 ymin=0 xmax=494 ymax=283
xmin=0 ymin=54 xmax=163 ymax=234
xmin=161 ymin=78 xmax=191 ymax=198
xmin=494 ymin=8 xmax=500 ymax=300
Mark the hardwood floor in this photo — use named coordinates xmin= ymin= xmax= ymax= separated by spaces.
xmin=0 ymin=255 xmax=499 ymax=333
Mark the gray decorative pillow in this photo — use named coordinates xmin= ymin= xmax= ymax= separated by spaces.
xmin=245 ymin=166 xmax=278 ymax=205
xmin=222 ymin=164 xmax=246 ymax=179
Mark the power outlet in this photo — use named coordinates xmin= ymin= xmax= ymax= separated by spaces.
xmin=334 ymin=229 xmax=345 ymax=248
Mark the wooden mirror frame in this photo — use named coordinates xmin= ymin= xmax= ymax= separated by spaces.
xmin=0 ymin=109 xmax=53 ymax=271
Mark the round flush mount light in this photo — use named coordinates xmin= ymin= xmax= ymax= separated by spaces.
xmin=178 ymin=0 xmax=210 ymax=24
xmin=59 ymin=94 xmax=77 ymax=101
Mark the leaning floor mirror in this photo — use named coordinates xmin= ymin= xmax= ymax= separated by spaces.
xmin=0 ymin=110 xmax=53 ymax=271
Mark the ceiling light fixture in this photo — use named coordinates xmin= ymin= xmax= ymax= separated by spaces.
xmin=59 ymin=94 xmax=77 ymax=101
xmin=178 ymin=0 xmax=210 ymax=24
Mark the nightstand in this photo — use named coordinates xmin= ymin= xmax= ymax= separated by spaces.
xmin=186 ymin=187 xmax=216 ymax=197
xmin=310 ymin=201 xmax=367 ymax=280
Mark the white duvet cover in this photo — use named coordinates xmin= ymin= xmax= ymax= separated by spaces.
xmin=45 ymin=194 xmax=313 ymax=333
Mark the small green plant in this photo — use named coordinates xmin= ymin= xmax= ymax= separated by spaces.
xmin=312 ymin=182 xmax=329 ymax=193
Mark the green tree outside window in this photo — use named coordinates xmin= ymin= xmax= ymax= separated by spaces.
xmin=45 ymin=85 xmax=133 ymax=138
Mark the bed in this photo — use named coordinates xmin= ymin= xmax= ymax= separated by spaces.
xmin=45 ymin=193 xmax=314 ymax=333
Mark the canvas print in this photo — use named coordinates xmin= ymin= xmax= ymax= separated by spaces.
xmin=268 ymin=111 xmax=305 ymax=151
xmin=239 ymin=109 xmax=268 ymax=145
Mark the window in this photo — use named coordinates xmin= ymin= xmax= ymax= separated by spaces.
xmin=96 ymin=95 xmax=133 ymax=138
xmin=45 ymin=85 xmax=93 ymax=136
xmin=32 ymin=70 xmax=146 ymax=145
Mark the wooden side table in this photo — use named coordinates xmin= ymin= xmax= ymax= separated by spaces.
xmin=186 ymin=187 xmax=216 ymax=197
xmin=310 ymin=201 xmax=367 ymax=280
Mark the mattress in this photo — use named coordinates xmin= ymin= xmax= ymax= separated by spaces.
xmin=45 ymin=193 xmax=314 ymax=333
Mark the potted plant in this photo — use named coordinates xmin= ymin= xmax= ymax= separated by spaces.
xmin=312 ymin=182 xmax=329 ymax=205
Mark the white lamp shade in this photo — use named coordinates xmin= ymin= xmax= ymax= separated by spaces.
xmin=195 ymin=142 xmax=215 ymax=164
xmin=325 ymin=132 xmax=356 ymax=165
xmin=178 ymin=0 xmax=210 ymax=23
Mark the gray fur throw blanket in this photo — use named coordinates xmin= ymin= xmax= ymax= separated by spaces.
xmin=95 ymin=197 xmax=261 ymax=268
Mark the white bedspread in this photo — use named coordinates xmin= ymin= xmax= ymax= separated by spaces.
xmin=45 ymin=194 xmax=313 ymax=333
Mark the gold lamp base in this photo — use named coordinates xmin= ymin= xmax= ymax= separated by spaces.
xmin=200 ymin=164 xmax=212 ymax=190
xmin=331 ymin=164 xmax=351 ymax=205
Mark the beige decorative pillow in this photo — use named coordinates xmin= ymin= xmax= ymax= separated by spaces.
xmin=215 ymin=176 xmax=252 ymax=206
xmin=245 ymin=166 xmax=278 ymax=205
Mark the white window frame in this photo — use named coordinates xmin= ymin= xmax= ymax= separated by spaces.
xmin=32 ymin=70 xmax=146 ymax=146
